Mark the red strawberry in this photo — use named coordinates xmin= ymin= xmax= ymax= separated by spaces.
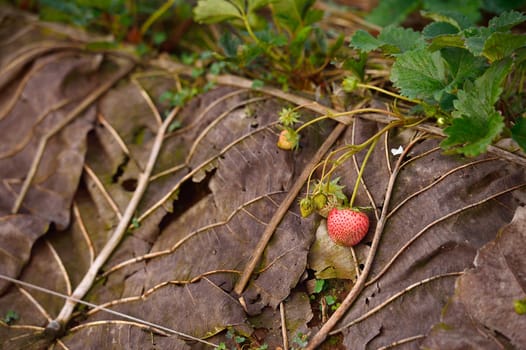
xmin=327 ymin=208 xmax=369 ymax=247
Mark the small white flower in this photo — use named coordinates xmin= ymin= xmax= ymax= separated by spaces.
xmin=391 ymin=145 xmax=403 ymax=156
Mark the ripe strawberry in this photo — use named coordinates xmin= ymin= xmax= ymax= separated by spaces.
xmin=326 ymin=208 xmax=369 ymax=247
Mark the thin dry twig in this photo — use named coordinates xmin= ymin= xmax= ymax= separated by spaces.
xmin=48 ymin=103 xmax=179 ymax=333
xmin=83 ymin=164 xmax=123 ymax=219
xmin=376 ymin=335 xmax=426 ymax=350
xmin=280 ymin=302 xmax=289 ymax=350
xmin=131 ymin=76 xmax=163 ymax=127
xmin=96 ymin=112 xmax=131 ymax=157
xmin=17 ymin=286 xmax=52 ymax=322
xmin=72 ymin=202 xmax=95 ymax=264
xmin=0 ymin=273 xmax=218 ymax=347
xmin=233 ymin=122 xmax=348 ymax=295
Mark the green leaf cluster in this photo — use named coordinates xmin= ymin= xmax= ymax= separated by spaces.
xmin=38 ymin=0 xmax=194 ymax=49
xmin=350 ymin=10 xmax=526 ymax=156
xmin=193 ymin=0 xmax=343 ymax=89
xmin=365 ymin=0 xmax=526 ymax=27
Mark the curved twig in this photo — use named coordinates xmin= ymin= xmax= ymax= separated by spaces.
xmin=0 ymin=273 xmax=218 ymax=347
xmin=48 ymin=104 xmax=179 ymax=332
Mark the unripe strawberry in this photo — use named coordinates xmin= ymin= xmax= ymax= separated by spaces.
xmin=312 ymin=193 xmax=327 ymax=210
xmin=299 ymin=197 xmax=314 ymax=218
xmin=277 ymin=128 xmax=299 ymax=150
xmin=326 ymin=208 xmax=369 ymax=247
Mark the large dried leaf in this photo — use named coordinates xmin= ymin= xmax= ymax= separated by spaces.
xmin=423 ymin=206 xmax=526 ymax=349
xmin=0 ymin=6 xmax=133 ymax=294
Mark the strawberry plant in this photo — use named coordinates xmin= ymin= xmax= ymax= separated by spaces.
xmin=350 ymin=10 xmax=526 ymax=157
xmin=193 ymin=0 xmax=344 ymax=89
xmin=365 ymin=0 xmax=526 ymax=27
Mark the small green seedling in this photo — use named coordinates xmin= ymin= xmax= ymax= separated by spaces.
xmin=194 ymin=0 xmax=344 ymax=89
xmin=3 ymin=310 xmax=19 ymax=325
xmin=514 ymin=299 xmax=526 ymax=315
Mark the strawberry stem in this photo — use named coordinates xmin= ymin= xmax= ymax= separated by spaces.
xmin=295 ymin=108 xmax=405 ymax=134
xmin=349 ymin=135 xmax=379 ymax=208
xmin=357 ymin=83 xmax=421 ymax=104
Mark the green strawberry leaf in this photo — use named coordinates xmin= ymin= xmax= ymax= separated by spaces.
xmin=428 ymin=34 xmax=466 ymax=51
xmin=272 ymin=0 xmax=316 ymax=33
xmin=378 ymin=26 xmax=426 ymax=54
xmin=450 ymin=58 xmax=512 ymax=118
xmin=511 ymin=117 xmax=526 ymax=152
xmin=421 ymin=10 xmax=474 ymax=30
xmin=390 ymin=48 xmax=447 ymax=101
xmin=482 ymin=32 xmax=526 ymax=62
xmin=441 ymin=110 xmax=505 ymax=156
xmin=193 ymin=0 xmax=243 ymax=23
xmin=349 ymin=29 xmax=382 ymax=53
xmin=290 ymin=25 xmax=313 ymax=62
xmin=366 ymin=0 xmax=419 ymax=26
xmin=441 ymin=58 xmax=512 ymax=156
xmin=350 ymin=26 xmax=425 ymax=55
xmin=488 ymin=10 xmax=526 ymax=31
xmin=422 ymin=22 xmax=460 ymax=39
xmin=472 ymin=57 xmax=513 ymax=106
xmin=462 ymin=26 xmax=493 ymax=56
xmin=441 ymin=47 xmax=487 ymax=91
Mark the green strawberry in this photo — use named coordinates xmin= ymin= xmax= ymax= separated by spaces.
xmin=299 ymin=197 xmax=314 ymax=218
xmin=312 ymin=193 xmax=327 ymax=210
xmin=326 ymin=208 xmax=369 ymax=247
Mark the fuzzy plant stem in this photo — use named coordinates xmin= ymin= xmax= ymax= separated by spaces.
xmin=357 ymin=83 xmax=420 ymax=104
xmin=317 ymin=120 xmax=405 ymax=186
xmin=241 ymin=14 xmax=288 ymax=70
xmin=295 ymin=108 xmax=404 ymax=134
xmin=349 ymin=135 xmax=379 ymax=208
xmin=141 ymin=0 xmax=175 ymax=34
